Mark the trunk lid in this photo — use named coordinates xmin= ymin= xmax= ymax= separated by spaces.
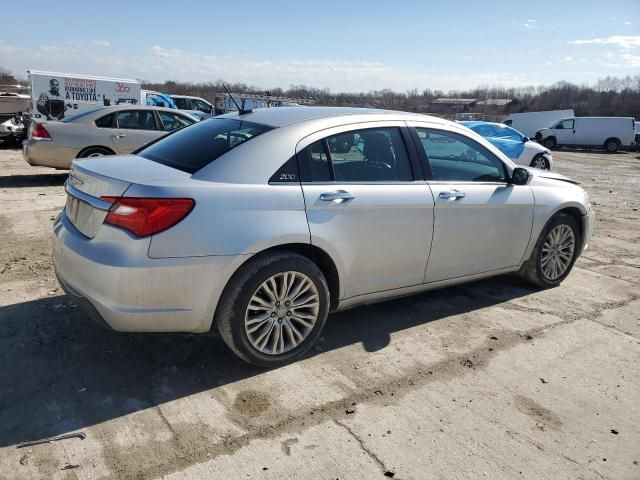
xmin=65 ymin=155 xmax=190 ymax=238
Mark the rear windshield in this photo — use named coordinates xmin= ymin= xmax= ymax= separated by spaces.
xmin=137 ymin=118 xmax=273 ymax=173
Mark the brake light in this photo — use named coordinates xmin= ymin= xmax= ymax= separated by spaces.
xmin=32 ymin=124 xmax=52 ymax=141
xmin=100 ymin=197 xmax=194 ymax=237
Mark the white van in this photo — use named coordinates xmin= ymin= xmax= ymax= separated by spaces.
xmin=28 ymin=70 xmax=141 ymax=121
xmin=536 ymin=117 xmax=636 ymax=153
xmin=503 ymin=110 xmax=574 ymax=138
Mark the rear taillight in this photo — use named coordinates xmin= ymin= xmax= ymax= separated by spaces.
xmin=32 ymin=124 xmax=52 ymax=141
xmin=100 ymin=197 xmax=194 ymax=237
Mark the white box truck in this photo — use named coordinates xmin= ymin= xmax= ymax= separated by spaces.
xmin=535 ymin=117 xmax=636 ymax=153
xmin=503 ymin=109 xmax=574 ymax=138
xmin=28 ymin=70 xmax=141 ymax=121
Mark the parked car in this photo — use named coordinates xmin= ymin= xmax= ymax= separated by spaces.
xmin=536 ymin=117 xmax=636 ymax=152
xmin=23 ymin=105 xmax=197 ymax=169
xmin=169 ymin=94 xmax=214 ymax=117
xmin=53 ymin=107 xmax=594 ymax=367
xmin=462 ymin=121 xmax=553 ymax=170
xmin=0 ymin=114 xmax=26 ymax=146
xmin=502 ymin=110 xmax=574 ymax=139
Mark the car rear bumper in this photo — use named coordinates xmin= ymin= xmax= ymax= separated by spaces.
xmin=52 ymin=209 xmax=246 ymax=333
xmin=23 ymin=139 xmax=78 ymax=169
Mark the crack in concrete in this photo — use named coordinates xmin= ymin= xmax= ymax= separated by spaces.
xmin=333 ymin=419 xmax=388 ymax=473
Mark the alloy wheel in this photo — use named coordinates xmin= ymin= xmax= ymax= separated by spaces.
xmin=533 ymin=156 xmax=548 ymax=170
xmin=541 ymin=224 xmax=575 ymax=281
xmin=244 ymin=271 xmax=320 ymax=355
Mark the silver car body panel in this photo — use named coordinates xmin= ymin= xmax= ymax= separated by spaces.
xmin=52 ymin=107 xmax=595 ymax=333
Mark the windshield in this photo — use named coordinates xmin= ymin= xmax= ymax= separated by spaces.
xmin=137 ymin=118 xmax=273 ymax=174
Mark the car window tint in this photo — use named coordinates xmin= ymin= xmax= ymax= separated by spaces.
xmin=326 ymin=127 xmax=413 ymax=182
xmin=116 ymin=111 xmax=156 ymax=130
xmin=94 ymin=113 xmax=114 ymax=128
xmin=416 ymin=128 xmax=506 ymax=182
xmin=192 ymin=99 xmax=211 ymax=112
xmin=138 ymin=118 xmax=273 ymax=174
xmin=558 ymin=119 xmax=574 ymax=129
xmin=172 ymin=98 xmax=189 ymax=109
xmin=298 ymin=140 xmax=331 ymax=182
xmin=159 ymin=112 xmax=194 ymax=131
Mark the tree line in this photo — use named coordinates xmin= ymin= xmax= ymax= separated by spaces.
xmin=2 ymin=66 xmax=638 ymax=118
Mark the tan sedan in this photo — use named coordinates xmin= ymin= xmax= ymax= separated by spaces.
xmin=23 ymin=105 xmax=197 ymax=169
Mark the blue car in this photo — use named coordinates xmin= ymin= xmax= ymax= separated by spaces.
xmin=462 ymin=121 xmax=552 ymax=170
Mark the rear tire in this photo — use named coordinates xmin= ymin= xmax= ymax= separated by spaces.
xmin=542 ymin=137 xmax=556 ymax=149
xmin=78 ymin=147 xmax=114 ymax=158
xmin=604 ymin=138 xmax=620 ymax=153
xmin=518 ymin=213 xmax=581 ymax=289
xmin=215 ymin=251 xmax=330 ymax=367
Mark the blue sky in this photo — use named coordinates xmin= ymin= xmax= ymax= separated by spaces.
xmin=1 ymin=0 xmax=638 ymax=91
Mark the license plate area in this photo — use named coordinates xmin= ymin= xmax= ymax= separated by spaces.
xmin=65 ymin=194 xmax=108 ymax=238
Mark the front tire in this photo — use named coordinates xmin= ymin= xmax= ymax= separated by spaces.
xmin=530 ymin=154 xmax=549 ymax=170
xmin=215 ymin=251 xmax=330 ymax=367
xmin=543 ymin=137 xmax=556 ymax=149
xmin=518 ymin=213 xmax=581 ymax=288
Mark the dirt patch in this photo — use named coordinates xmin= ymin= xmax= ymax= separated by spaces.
xmin=232 ymin=389 xmax=271 ymax=417
xmin=514 ymin=394 xmax=563 ymax=430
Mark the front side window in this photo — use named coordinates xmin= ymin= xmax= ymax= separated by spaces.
xmin=192 ymin=99 xmax=212 ymax=112
xmin=116 ymin=110 xmax=156 ymax=130
xmin=159 ymin=112 xmax=194 ymax=131
xmin=138 ymin=118 xmax=273 ymax=173
xmin=415 ymin=128 xmax=506 ymax=182
xmin=555 ymin=119 xmax=574 ymax=130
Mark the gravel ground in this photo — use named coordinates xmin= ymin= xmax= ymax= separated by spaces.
xmin=0 ymin=146 xmax=638 ymax=479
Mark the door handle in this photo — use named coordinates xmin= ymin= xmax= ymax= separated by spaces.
xmin=320 ymin=190 xmax=355 ymax=202
xmin=439 ymin=190 xmax=466 ymax=200
xmin=111 ymin=134 xmax=126 ymax=139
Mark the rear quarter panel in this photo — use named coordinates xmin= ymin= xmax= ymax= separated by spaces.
xmin=132 ymin=180 xmax=311 ymax=258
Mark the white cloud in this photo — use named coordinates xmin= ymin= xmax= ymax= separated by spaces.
xmin=513 ymin=19 xmax=537 ymax=29
xmin=92 ymin=40 xmax=111 ymax=48
xmin=0 ymin=40 xmax=634 ymax=92
xmin=568 ymin=35 xmax=640 ymax=50
xmin=623 ymin=21 xmax=631 ymax=26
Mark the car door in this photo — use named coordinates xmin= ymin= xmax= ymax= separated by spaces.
xmin=111 ymin=110 xmax=164 ymax=153
xmin=409 ymin=125 xmax=534 ymax=283
xmin=298 ymin=123 xmax=434 ymax=299
xmin=552 ymin=119 xmax=575 ymax=146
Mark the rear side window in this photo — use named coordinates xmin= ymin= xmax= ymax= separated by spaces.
xmin=94 ymin=113 xmax=114 ymax=128
xmin=138 ymin=118 xmax=273 ymax=174
xmin=116 ymin=111 xmax=156 ymax=130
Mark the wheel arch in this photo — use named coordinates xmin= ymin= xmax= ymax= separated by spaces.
xmin=604 ymin=137 xmax=621 ymax=149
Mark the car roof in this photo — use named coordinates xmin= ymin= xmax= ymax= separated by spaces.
xmin=217 ymin=106 xmax=453 ymax=128
xmin=461 ymin=121 xmax=505 ymax=128
xmin=97 ymin=105 xmax=185 ymax=113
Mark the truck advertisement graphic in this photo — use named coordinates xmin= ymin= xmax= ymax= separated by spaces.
xmin=29 ymin=70 xmax=141 ymax=121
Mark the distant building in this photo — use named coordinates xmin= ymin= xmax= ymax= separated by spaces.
xmin=430 ymin=98 xmax=477 ymax=114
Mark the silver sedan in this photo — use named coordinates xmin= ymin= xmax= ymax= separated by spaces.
xmin=23 ymin=105 xmax=197 ymax=169
xmin=53 ymin=107 xmax=594 ymax=366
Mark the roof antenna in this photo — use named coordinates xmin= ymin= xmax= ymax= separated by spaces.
xmin=222 ymin=84 xmax=253 ymax=115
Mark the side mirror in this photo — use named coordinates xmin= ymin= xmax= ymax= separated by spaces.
xmin=510 ymin=167 xmax=531 ymax=186
xmin=522 ymin=136 xmax=530 ymax=143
